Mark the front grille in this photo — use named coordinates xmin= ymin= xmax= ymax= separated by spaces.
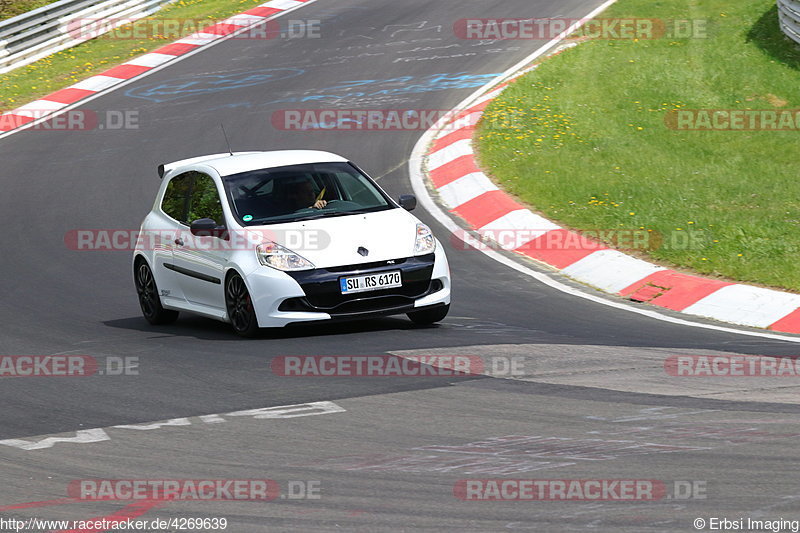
xmin=281 ymin=255 xmax=438 ymax=316
xmin=280 ymin=294 xmax=418 ymax=316
xmin=304 ymin=277 xmax=430 ymax=309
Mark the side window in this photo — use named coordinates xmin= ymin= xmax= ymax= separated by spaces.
xmin=161 ymin=173 xmax=191 ymax=224
xmin=188 ymin=174 xmax=225 ymax=224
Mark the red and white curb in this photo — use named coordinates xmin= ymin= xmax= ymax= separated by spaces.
xmin=0 ymin=0 xmax=315 ymax=133
xmin=422 ymin=81 xmax=800 ymax=336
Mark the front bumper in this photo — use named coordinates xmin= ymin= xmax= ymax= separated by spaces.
xmin=246 ymin=246 xmax=451 ymax=327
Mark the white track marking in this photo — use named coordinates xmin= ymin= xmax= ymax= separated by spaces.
xmin=226 ymin=401 xmax=346 ymax=419
xmin=0 ymin=429 xmax=110 ymax=450
xmin=113 ymin=418 xmax=192 ymax=430
xmin=0 ymin=401 xmax=345 ymax=451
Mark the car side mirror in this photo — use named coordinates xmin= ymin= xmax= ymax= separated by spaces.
xmin=399 ymin=194 xmax=417 ymax=211
xmin=190 ymin=218 xmax=227 ymax=239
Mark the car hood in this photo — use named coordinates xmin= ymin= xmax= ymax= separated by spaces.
xmin=250 ymin=208 xmax=422 ymax=269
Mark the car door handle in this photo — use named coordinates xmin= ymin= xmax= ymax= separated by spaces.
xmin=174 ymin=238 xmax=184 ymax=246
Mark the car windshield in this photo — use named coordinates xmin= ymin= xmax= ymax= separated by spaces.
xmin=222 ymin=162 xmax=394 ymax=225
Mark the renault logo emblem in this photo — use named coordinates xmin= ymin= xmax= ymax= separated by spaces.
xmin=357 ymin=246 xmax=369 ymax=257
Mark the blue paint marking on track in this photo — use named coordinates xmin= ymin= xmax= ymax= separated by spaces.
xmin=124 ymin=68 xmax=307 ymax=103
xmin=126 ymin=70 xmax=500 ymax=107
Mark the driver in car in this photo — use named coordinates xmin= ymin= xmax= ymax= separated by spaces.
xmin=286 ymin=179 xmax=327 ymax=210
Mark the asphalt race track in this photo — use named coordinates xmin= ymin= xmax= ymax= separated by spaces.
xmin=2 ymin=0 xmax=800 ymax=531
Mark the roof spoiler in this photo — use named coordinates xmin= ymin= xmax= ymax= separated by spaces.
xmin=157 ymin=152 xmax=256 ymax=180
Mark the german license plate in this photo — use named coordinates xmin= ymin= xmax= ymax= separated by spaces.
xmin=340 ymin=271 xmax=402 ymax=294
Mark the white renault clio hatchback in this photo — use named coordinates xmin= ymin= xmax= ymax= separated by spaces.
xmin=133 ymin=151 xmax=451 ymax=336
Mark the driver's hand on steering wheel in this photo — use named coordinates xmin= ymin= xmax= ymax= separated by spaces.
xmin=312 ymin=199 xmax=327 ymax=209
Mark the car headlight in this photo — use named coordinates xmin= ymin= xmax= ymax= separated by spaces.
xmin=414 ymin=223 xmax=436 ymax=255
xmin=256 ymin=242 xmax=315 ymax=271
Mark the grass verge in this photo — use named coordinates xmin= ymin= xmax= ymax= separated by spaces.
xmin=0 ymin=0 xmax=264 ymax=112
xmin=1 ymin=0 xmax=54 ymax=22
xmin=475 ymin=0 xmax=800 ymax=291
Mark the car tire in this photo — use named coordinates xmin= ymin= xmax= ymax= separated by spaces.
xmin=407 ymin=304 xmax=449 ymax=325
xmin=225 ymin=273 xmax=260 ymax=338
xmin=134 ymin=260 xmax=179 ymax=325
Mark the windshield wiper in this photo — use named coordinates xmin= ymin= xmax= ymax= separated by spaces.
xmin=248 ymin=207 xmax=390 ymax=224
xmin=289 ymin=211 xmax=354 ymax=221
